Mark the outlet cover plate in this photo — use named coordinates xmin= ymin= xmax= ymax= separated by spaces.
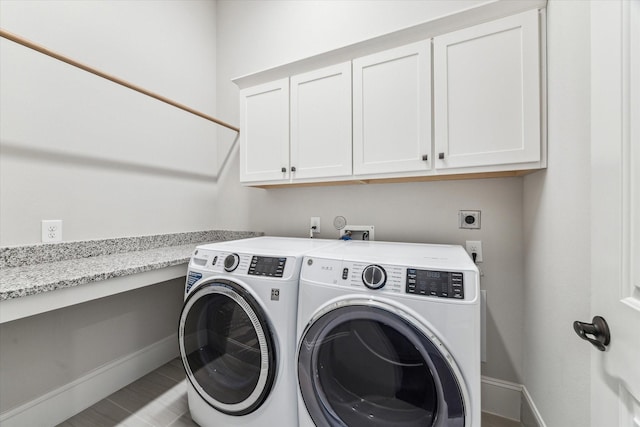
xmin=459 ymin=210 xmax=481 ymax=229
xmin=42 ymin=220 xmax=62 ymax=243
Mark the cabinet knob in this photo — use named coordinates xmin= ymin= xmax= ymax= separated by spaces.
xmin=291 ymin=166 xmax=297 ymax=172
xmin=422 ymin=155 xmax=428 ymax=161
xmin=438 ymin=152 xmax=445 ymax=160
xmin=281 ymin=167 xmax=287 ymax=173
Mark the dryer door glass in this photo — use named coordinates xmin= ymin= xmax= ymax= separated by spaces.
xmin=298 ymin=304 xmax=466 ymax=427
xmin=179 ymin=279 xmax=276 ymax=415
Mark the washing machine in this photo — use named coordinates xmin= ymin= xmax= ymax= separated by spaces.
xmin=179 ymin=236 xmax=340 ymax=427
xmin=296 ymin=240 xmax=481 ymax=427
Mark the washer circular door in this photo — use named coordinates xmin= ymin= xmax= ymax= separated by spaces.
xmin=179 ymin=279 xmax=276 ymax=415
xmin=298 ymin=300 xmax=468 ymax=427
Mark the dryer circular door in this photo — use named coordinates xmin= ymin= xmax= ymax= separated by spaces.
xmin=179 ymin=278 xmax=276 ymax=415
xmin=298 ymin=300 xmax=468 ymax=427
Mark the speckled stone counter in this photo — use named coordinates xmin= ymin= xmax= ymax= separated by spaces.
xmin=0 ymin=230 xmax=262 ymax=302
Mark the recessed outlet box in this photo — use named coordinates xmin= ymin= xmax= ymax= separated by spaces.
xmin=42 ymin=220 xmax=62 ymax=243
xmin=340 ymin=225 xmax=375 ymax=241
xmin=459 ymin=210 xmax=481 ymax=229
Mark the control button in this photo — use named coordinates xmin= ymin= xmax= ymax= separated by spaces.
xmin=362 ymin=265 xmax=386 ymax=290
xmin=224 ymin=253 xmax=240 ymax=272
xmin=342 ymin=268 xmax=349 ymax=280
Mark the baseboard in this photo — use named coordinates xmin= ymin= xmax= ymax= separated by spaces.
xmin=481 ymin=376 xmax=546 ymax=427
xmin=481 ymin=376 xmax=523 ymax=421
xmin=521 ymin=385 xmax=547 ymax=427
xmin=0 ymin=333 xmax=180 ymax=427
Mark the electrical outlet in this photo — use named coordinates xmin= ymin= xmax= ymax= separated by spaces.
xmin=465 ymin=240 xmax=483 ymax=263
xmin=310 ymin=217 xmax=321 ymax=234
xmin=459 ymin=210 xmax=481 ymax=229
xmin=42 ymin=220 xmax=62 ymax=243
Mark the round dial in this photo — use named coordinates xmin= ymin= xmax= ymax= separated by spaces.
xmin=361 ymin=265 xmax=386 ymax=290
xmin=224 ymin=253 xmax=240 ymax=272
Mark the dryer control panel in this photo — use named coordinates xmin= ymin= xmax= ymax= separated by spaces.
xmin=406 ymin=269 xmax=464 ymax=299
xmin=190 ymin=249 xmax=297 ymax=280
xmin=301 ymin=257 xmax=477 ymax=302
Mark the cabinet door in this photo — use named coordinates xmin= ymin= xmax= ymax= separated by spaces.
xmin=239 ymin=79 xmax=289 ymax=183
xmin=353 ymin=40 xmax=431 ymax=176
xmin=433 ymin=9 xmax=541 ymax=170
xmin=290 ymin=62 xmax=352 ymax=180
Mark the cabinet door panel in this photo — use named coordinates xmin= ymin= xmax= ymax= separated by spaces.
xmin=353 ymin=41 xmax=431 ymax=175
xmin=291 ymin=62 xmax=352 ymax=179
xmin=239 ymin=79 xmax=289 ymax=183
xmin=434 ymin=9 xmax=540 ymax=169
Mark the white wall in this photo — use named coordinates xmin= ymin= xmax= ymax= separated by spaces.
xmin=522 ymin=1 xmax=591 ymax=426
xmin=0 ymin=0 xmax=221 ymax=245
xmin=0 ymin=1 xmax=215 ymax=419
xmin=215 ymin=0 xmax=526 ymax=385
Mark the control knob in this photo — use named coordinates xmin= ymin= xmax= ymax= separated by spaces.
xmin=224 ymin=253 xmax=240 ymax=272
xmin=362 ymin=265 xmax=386 ymax=290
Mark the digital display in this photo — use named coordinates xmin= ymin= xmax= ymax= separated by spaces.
xmin=425 ymin=271 xmax=441 ymax=279
xmin=406 ymin=269 xmax=464 ymax=299
xmin=248 ymin=256 xmax=286 ymax=277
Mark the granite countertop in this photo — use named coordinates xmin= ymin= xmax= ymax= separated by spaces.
xmin=0 ymin=230 xmax=262 ymax=301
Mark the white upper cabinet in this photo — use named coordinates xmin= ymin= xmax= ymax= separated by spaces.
xmin=235 ymin=3 xmax=546 ymax=186
xmin=290 ymin=62 xmax=352 ymax=180
xmin=239 ymin=79 xmax=289 ymax=183
xmin=433 ymin=9 xmax=541 ymax=170
xmin=353 ymin=40 xmax=432 ymax=175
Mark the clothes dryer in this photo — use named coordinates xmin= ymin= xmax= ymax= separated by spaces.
xmin=297 ymin=240 xmax=481 ymax=427
xmin=179 ymin=236 xmax=339 ymax=427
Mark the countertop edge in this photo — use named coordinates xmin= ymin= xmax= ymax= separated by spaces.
xmin=0 ymin=256 xmax=192 ymax=301
xmin=0 ymin=232 xmax=263 ymax=302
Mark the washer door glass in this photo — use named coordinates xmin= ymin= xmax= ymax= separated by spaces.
xmin=179 ymin=279 xmax=276 ymax=415
xmin=298 ymin=304 xmax=466 ymax=427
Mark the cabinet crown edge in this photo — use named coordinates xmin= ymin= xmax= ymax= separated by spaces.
xmin=231 ymin=0 xmax=547 ymax=89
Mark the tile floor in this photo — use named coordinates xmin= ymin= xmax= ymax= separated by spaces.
xmin=58 ymin=358 xmax=523 ymax=426
xmin=481 ymin=411 xmax=523 ymax=427
xmin=56 ymin=358 xmax=196 ymax=427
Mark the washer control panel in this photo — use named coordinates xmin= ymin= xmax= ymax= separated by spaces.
xmin=406 ymin=269 xmax=464 ymax=299
xmin=248 ymin=256 xmax=286 ymax=277
xmin=190 ymin=249 xmax=295 ymax=279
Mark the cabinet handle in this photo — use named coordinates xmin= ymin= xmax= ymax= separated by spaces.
xmin=422 ymin=155 xmax=428 ymax=161
xmin=438 ymin=152 xmax=445 ymax=160
xmin=281 ymin=167 xmax=287 ymax=173
xmin=291 ymin=166 xmax=297 ymax=172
